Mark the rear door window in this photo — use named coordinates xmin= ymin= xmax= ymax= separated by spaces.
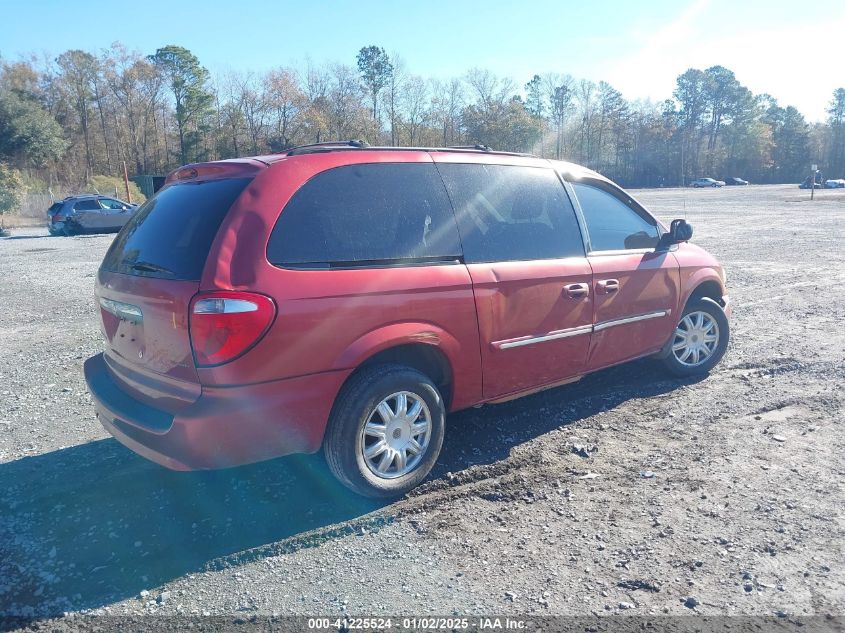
xmin=571 ymin=180 xmax=659 ymax=251
xmin=74 ymin=199 xmax=101 ymax=211
xmin=267 ymin=163 xmax=461 ymax=268
xmin=101 ymin=177 xmax=251 ymax=280
xmin=437 ymin=163 xmax=584 ymax=263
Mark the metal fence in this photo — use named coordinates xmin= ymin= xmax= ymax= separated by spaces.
xmin=17 ymin=191 xmax=68 ymax=220
xmin=17 ymin=184 xmax=130 ymax=220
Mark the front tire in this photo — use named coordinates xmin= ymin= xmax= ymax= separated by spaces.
xmin=323 ymin=364 xmax=445 ymax=498
xmin=661 ymin=297 xmax=729 ymax=377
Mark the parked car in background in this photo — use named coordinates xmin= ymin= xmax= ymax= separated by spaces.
xmin=799 ymin=177 xmax=823 ymax=189
xmin=47 ymin=195 xmax=138 ymax=236
xmin=690 ymin=178 xmax=725 ymax=188
xmin=824 ymin=179 xmax=845 ymax=189
xmin=724 ymin=177 xmax=749 ymax=186
xmin=84 ymin=142 xmax=731 ymax=498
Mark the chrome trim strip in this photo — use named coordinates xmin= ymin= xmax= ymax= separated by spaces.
xmin=587 ymin=248 xmax=656 ymax=257
xmin=492 ymin=310 xmax=670 ymax=350
xmin=593 ymin=310 xmax=667 ymax=332
xmin=493 ymin=324 xmax=593 ymax=350
xmin=99 ymin=298 xmax=143 ymax=323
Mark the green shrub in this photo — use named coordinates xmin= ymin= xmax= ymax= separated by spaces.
xmin=0 ymin=162 xmax=27 ymax=226
xmin=86 ymin=174 xmax=146 ymax=204
xmin=18 ymin=172 xmax=48 ymax=194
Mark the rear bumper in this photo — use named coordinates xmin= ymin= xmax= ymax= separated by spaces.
xmin=84 ymin=353 xmax=350 ymax=470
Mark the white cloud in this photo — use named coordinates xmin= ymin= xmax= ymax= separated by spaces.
xmin=601 ymin=2 xmax=844 ymax=121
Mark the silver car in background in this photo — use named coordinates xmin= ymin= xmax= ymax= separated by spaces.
xmin=47 ymin=195 xmax=138 ymax=236
xmin=690 ymin=177 xmax=726 ymax=188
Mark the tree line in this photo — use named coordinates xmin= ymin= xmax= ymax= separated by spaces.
xmin=1 ymin=42 xmax=844 ymax=198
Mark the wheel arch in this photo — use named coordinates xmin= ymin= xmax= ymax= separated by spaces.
xmin=686 ymin=276 xmax=725 ymax=308
xmin=357 ymin=344 xmax=454 ymax=409
xmin=331 ymin=322 xmax=461 ymax=409
xmin=658 ymin=273 xmax=726 ymax=359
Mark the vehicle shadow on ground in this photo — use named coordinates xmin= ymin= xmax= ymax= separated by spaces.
xmin=435 ymin=358 xmax=700 ymax=476
xmin=0 ymin=359 xmax=699 ymax=617
xmin=0 ymin=443 xmax=380 ymax=617
xmin=2 ymin=234 xmax=52 ymax=241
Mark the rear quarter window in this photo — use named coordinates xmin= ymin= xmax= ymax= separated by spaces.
xmin=101 ymin=177 xmax=251 ymax=280
xmin=267 ymin=163 xmax=462 ymax=268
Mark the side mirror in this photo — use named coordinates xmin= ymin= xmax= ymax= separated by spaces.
xmin=657 ymin=218 xmax=693 ymax=250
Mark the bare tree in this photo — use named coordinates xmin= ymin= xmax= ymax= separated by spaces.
xmin=431 ymin=78 xmax=465 ymax=146
xmin=544 ymin=73 xmax=574 ymax=159
xmin=264 ymin=68 xmax=305 ymax=150
xmin=401 ymin=75 xmax=429 ymax=146
xmin=385 ymin=53 xmax=406 ymax=145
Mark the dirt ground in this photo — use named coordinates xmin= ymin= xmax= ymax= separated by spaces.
xmin=0 ymin=184 xmax=843 ymax=626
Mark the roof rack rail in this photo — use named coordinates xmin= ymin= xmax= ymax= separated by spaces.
xmin=446 ymin=144 xmax=493 ymax=152
xmin=65 ymin=192 xmax=101 ymax=199
xmin=284 ymin=139 xmax=370 ymax=156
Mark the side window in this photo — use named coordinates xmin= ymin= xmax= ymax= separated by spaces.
xmin=571 ymin=180 xmax=659 ymax=251
xmin=437 ymin=164 xmax=584 ymax=263
xmin=99 ymin=198 xmax=126 ymax=210
xmin=73 ymin=199 xmax=101 ymax=211
xmin=267 ymin=163 xmax=461 ymax=267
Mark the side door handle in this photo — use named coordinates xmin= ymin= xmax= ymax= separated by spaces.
xmin=563 ymin=282 xmax=590 ymax=299
xmin=597 ymin=279 xmax=620 ymax=294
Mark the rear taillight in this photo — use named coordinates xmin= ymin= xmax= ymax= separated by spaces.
xmin=189 ymin=291 xmax=276 ymax=367
xmin=51 ymin=214 xmax=62 ymax=223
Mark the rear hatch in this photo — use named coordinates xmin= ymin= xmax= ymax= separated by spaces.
xmin=96 ymin=173 xmax=255 ymax=404
xmin=47 ymin=202 xmax=64 ymax=224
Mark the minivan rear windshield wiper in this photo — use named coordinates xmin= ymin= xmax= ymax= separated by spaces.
xmin=130 ymin=261 xmax=174 ymax=275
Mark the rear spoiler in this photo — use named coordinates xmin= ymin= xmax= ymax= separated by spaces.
xmin=164 ymin=158 xmax=268 ymax=185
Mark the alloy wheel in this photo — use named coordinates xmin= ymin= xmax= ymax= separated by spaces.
xmin=360 ymin=391 xmax=432 ymax=479
xmin=672 ymin=310 xmax=720 ymax=367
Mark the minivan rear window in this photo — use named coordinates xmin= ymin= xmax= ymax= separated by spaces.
xmin=101 ymin=177 xmax=251 ymax=280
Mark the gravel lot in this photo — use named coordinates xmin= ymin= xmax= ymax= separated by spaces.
xmin=1 ymin=184 xmax=843 ymax=625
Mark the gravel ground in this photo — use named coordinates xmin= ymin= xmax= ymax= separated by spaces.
xmin=0 ymin=184 xmax=843 ymax=625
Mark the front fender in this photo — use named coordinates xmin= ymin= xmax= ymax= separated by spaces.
xmin=671 ymin=243 xmax=726 ymax=308
xmin=680 ymin=267 xmax=725 ymax=307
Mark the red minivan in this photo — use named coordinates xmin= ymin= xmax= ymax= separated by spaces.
xmin=84 ymin=143 xmax=730 ymax=497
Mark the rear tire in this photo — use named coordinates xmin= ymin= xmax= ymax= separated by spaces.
xmin=323 ymin=364 xmax=445 ymax=498
xmin=661 ymin=297 xmax=729 ymax=377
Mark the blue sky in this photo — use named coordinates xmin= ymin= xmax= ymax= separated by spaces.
xmin=1 ymin=0 xmax=842 ymax=121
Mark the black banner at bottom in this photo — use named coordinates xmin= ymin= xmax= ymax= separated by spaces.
xmin=2 ymin=615 xmax=844 ymax=633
